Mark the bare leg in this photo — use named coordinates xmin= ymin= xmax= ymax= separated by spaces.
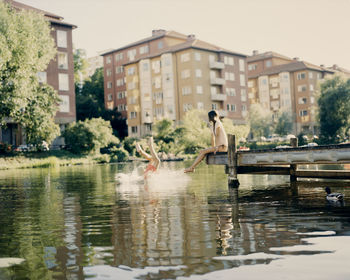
xmin=148 ymin=137 xmax=160 ymax=169
xmin=136 ymin=143 xmax=152 ymax=161
xmin=184 ymin=147 xmax=217 ymax=173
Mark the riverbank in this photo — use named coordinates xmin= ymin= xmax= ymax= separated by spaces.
xmin=0 ymin=151 xmax=110 ymax=170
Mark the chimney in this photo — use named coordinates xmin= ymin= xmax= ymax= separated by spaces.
xmin=333 ymin=64 xmax=339 ymax=70
xmin=293 ymin=57 xmax=300 ymax=61
xmin=320 ymin=64 xmax=325 ymax=67
xmin=187 ymin=34 xmax=196 ymax=41
xmin=252 ymin=50 xmax=259 ymax=56
xmin=152 ymin=29 xmax=166 ymax=36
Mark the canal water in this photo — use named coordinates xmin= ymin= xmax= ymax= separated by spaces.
xmin=0 ymin=162 xmax=350 ymax=279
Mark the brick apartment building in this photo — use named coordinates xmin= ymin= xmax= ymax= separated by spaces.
xmin=247 ymin=51 xmax=336 ymax=135
xmin=0 ymin=0 xmax=76 ymax=146
xmin=102 ymin=30 xmax=248 ymax=137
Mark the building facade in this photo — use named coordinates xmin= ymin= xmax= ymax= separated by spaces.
xmin=247 ymin=52 xmax=334 ymax=135
xmin=0 ymin=1 xmax=76 ymax=146
xmin=102 ymin=30 xmax=248 ymax=137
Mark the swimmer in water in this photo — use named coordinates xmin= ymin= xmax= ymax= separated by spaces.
xmin=136 ymin=137 xmax=160 ymax=178
xmin=184 ymin=110 xmax=228 ymax=173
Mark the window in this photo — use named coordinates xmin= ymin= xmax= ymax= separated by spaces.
xmin=139 ymin=45 xmax=149 ymax=54
xmin=130 ymin=111 xmax=137 ymax=119
xmin=241 ymin=89 xmax=247 ymax=101
xmin=224 ymin=56 xmax=234 ymax=65
xmin=128 ymin=67 xmax=136 ymax=76
xmin=158 ymin=41 xmax=163 ymax=49
xmin=163 ymin=56 xmax=171 ymax=66
xmin=106 ymin=56 xmax=112 ymax=64
xmin=196 ymin=85 xmax=203 ymax=94
xmin=154 ymin=107 xmax=164 ymax=117
xmin=56 ymin=30 xmax=67 ymax=48
xmin=225 ymin=72 xmax=235 ymax=81
xmin=248 ymin=64 xmax=257 ymax=71
xmin=142 ymin=62 xmax=149 ymax=71
xmin=297 ymin=72 xmax=306 ymax=80
xmin=248 ymin=81 xmax=254 ymax=88
xmin=58 ymin=73 xmax=69 ymax=91
xmin=309 ymin=84 xmax=314 ymax=91
xmin=107 ymin=81 xmax=112 ymax=89
xmin=154 ymin=76 xmax=161 ymax=88
xmin=183 ymin=103 xmax=193 ymax=112
xmin=195 ymin=69 xmax=202 ymax=78
xmin=298 ymin=85 xmax=307 ymax=92
xmin=310 ymin=96 xmax=315 ymax=104
xmin=127 ymin=81 xmax=135 ymax=89
xmin=115 ymin=53 xmax=124 ymax=61
xmin=226 ymin=88 xmax=236 ymax=96
xmin=127 ymin=49 xmax=136 ymax=61
xmin=181 ymin=53 xmax=190 ymax=62
xmin=299 ymin=110 xmax=308 ymax=116
xmin=239 ymin=59 xmax=245 ymax=71
xmin=197 ymin=102 xmax=204 ymax=110
xmin=106 ymin=68 xmax=112 ymax=77
xmin=195 ymin=52 xmax=201 ymax=61
xmin=317 ymin=73 xmax=322 ymax=79
xmin=211 ymin=86 xmax=217 ymax=95
xmin=117 ymin=79 xmax=125 ymax=86
xmin=182 ymin=86 xmax=191 ymax=95
xmin=309 ymin=72 xmax=313 ymax=79
xmin=240 ymin=74 xmax=246 ymax=86
xmin=58 ymin=52 xmax=68 ymax=69
xmin=131 ymin=126 xmax=138 ymax=133
xmin=265 ymin=60 xmax=272 ymax=67
xmin=152 ymin=61 xmax=161 ymax=73
xmin=154 ymin=92 xmax=163 ymax=104
xmin=181 ymin=69 xmax=190 ymax=79
xmin=129 ymin=96 xmax=136 ymax=104
xmin=212 ymin=103 xmax=217 ymax=110
xmin=107 ymin=94 xmax=113 ymax=101
xmin=116 ymin=66 xmax=124 ymax=74
xmin=298 ymin=97 xmax=307 ymax=104
xmin=242 ymin=104 xmax=247 ymax=111
xmin=118 ymin=91 xmax=126 ymax=99
xmin=226 ymin=104 xmax=236 ymax=112
xmin=37 ymin=72 xmax=47 ymax=83
xmin=59 ymin=95 xmax=69 ymax=112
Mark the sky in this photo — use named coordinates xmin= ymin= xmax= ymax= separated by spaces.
xmin=16 ymin=0 xmax=350 ymax=70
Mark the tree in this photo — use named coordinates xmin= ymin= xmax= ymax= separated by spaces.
xmin=73 ymin=48 xmax=89 ymax=85
xmin=318 ymin=76 xmax=350 ymax=144
xmin=63 ymin=118 xmax=119 ymax=154
xmin=0 ymin=2 xmax=59 ymax=144
xmin=248 ymin=104 xmax=273 ymax=138
xmin=274 ymin=111 xmax=293 ymax=136
xmin=221 ymin=118 xmax=250 ymax=142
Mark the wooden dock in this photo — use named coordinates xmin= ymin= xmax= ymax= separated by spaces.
xmin=206 ymin=134 xmax=350 ymax=187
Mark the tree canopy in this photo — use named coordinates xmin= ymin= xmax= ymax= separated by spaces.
xmin=0 ymin=2 xmax=59 ymax=144
xmin=318 ymin=76 xmax=350 ymax=143
xmin=274 ymin=111 xmax=293 ymax=136
xmin=248 ymin=104 xmax=273 ymax=138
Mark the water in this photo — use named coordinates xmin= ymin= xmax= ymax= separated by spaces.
xmin=0 ymin=162 xmax=350 ymax=279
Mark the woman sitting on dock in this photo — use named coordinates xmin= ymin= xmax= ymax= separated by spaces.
xmin=136 ymin=137 xmax=161 ymax=178
xmin=184 ymin=110 xmax=228 ymax=173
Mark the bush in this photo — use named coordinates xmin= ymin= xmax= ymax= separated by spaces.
xmin=110 ymin=147 xmax=129 ymax=162
xmin=122 ymin=137 xmax=138 ymax=156
xmin=63 ymin=118 xmax=119 ymax=154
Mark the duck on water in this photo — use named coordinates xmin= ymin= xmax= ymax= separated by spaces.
xmin=325 ymin=187 xmax=344 ymax=202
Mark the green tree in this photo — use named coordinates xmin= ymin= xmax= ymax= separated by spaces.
xmin=274 ymin=111 xmax=293 ymax=136
xmin=0 ymin=2 xmax=59 ymax=144
xmin=221 ymin=118 xmax=250 ymax=142
xmin=73 ymin=48 xmax=89 ymax=84
xmin=318 ymin=76 xmax=350 ymax=144
xmin=248 ymin=104 xmax=273 ymax=138
xmin=63 ymin=118 xmax=119 ymax=154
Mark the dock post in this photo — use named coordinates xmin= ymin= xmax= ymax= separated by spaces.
xmin=290 ymin=137 xmax=298 ymax=182
xmin=227 ymin=134 xmax=240 ymax=188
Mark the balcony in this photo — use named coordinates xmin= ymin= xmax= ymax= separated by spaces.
xmin=209 ymin=61 xmax=225 ymax=69
xmin=210 ymin=77 xmax=225 ymax=85
xmin=211 ymin=93 xmax=227 ymax=101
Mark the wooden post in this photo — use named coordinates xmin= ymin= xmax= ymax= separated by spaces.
xmin=227 ymin=134 xmax=239 ymax=188
xmin=290 ymin=137 xmax=298 ymax=182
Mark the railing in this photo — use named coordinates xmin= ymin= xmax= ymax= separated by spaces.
xmin=210 ymin=77 xmax=225 ymax=85
xmin=211 ymin=93 xmax=227 ymax=101
xmin=209 ymin=61 xmax=225 ymax=69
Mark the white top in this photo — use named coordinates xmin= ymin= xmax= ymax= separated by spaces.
xmin=212 ymin=120 xmax=228 ymax=147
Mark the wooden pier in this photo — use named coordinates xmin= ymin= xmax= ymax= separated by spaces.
xmin=206 ymin=134 xmax=350 ymax=188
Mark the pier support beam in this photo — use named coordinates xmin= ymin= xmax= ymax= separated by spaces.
xmin=290 ymin=137 xmax=298 ymax=182
xmin=227 ymin=134 xmax=240 ymax=188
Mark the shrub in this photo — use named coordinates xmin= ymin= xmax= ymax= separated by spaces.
xmin=63 ymin=118 xmax=119 ymax=154
xmin=110 ymin=147 xmax=129 ymax=162
xmin=122 ymin=137 xmax=138 ymax=156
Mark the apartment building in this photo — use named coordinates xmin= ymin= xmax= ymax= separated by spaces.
xmin=248 ymin=55 xmax=334 ymax=135
xmin=1 ymin=0 xmax=76 ymax=146
xmin=119 ymin=32 xmax=248 ymax=137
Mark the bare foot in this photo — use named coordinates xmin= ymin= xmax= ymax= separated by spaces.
xmin=184 ymin=167 xmax=195 ymax=173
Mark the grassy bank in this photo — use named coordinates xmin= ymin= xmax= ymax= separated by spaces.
xmin=0 ymin=150 xmax=111 ymax=170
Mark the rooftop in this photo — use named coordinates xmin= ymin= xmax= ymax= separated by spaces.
xmin=247 ymin=51 xmax=293 ymax=63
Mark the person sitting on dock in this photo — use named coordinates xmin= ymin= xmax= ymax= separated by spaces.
xmin=184 ymin=110 xmax=228 ymax=173
xmin=136 ymin=137 xmax=161 ymax=178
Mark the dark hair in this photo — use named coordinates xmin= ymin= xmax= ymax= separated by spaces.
xmin=208 ymin=110 xmax=224 ymax=121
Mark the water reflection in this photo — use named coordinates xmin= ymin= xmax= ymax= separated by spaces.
xmin=0 ymin=162 xmax=349 ymax=279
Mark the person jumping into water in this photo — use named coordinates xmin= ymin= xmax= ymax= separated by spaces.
xmin=184 ymin=110 xmax=228 ymax=173
xmin=136 ymin=137 xmax=160 ymax=177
